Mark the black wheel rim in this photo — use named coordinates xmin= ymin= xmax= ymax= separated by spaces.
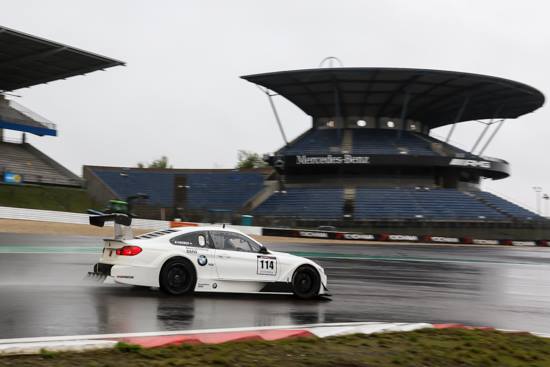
xmin=167 ymin=265 xmax=189 ymax=293
xmin=295 ymin=271 xmax=314 ymax=294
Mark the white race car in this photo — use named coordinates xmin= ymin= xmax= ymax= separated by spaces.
xmin=91 ymin=226 xmax=329 ymax=299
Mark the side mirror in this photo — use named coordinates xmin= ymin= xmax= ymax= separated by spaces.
xmin=259 ymin=246 xmax=269 ymax=254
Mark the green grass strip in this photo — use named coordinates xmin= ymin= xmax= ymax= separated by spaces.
xmin=2 ymin=329 xmax=550 ymax=366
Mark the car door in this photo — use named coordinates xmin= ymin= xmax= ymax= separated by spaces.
xmin=210 ymin=231 xmax=277 ymax=281
xmin=169 ymin=231 xmax=217 ymax=279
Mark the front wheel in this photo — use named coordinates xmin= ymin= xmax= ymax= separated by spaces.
xmin=159 ymin=258 xmax=196 ymax=295
xmin=292 ymin=265 xmax=320 ymax=299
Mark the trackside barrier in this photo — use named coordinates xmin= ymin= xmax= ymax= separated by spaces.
xmin=0 ymin=206 xmax=170 ymax=230
xmin=0 ymin=206 xmax=547 ymax=246
xmin=261 ymin=227 xmax=550 ymax=247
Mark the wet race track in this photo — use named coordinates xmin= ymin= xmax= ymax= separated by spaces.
xmin=1 ymin=232 xmax=550 ymax=339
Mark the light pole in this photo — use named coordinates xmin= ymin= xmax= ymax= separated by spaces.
xmin=543 ymin=193 xmax=549 ymax=217
xmin=533 ymin=186 xmax=542 ymax=215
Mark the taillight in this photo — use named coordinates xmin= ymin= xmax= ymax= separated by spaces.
xmin=116 ymin=246 xmax=142 ymax=256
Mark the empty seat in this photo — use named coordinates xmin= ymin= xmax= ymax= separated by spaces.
xmin=474 ymin=191 xmax=541 ymax=220
xmin=279 ymin=129 xmax=343 ymax=155
xmin=92 ymin=169 xmax=264 ymax=210
xmin=354 ymin=188 xmax=507 ymax=221
xmin=186 ymin=173 xmax=264 ymax=210
xmin=253 ymin=187 xmax=344 ymax=220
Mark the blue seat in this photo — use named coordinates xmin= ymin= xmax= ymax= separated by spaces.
xmin=253 ymin=188 xmax=344 ymax=219
xmin=354 ymin=188 xmax=507 ymax=221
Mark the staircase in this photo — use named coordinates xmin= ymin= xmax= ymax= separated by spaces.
xmin=343 ymin=187 xmax=356 ymax=218
xmin=463 ymin=191 xmax=515 ymax=221
xmin=341 ymin=129 xmax=353 ymax=153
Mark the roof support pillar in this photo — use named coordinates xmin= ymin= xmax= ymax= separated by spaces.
xmin=445 ymin=96 xmax=469 ymax=143
xmin=470 ymin=106 xmax=504 ymax=154
xmin=470 ymin=121 xmax=492 ymax=154
xmin=259 ymin=87 xmax=288 ymax=145
xmin=478 ymin=119 xmax=506 ymax=156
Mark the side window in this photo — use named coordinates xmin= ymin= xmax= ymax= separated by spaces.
xmin=210 ymin=231 xmax=260 ymax=253
xmin=170 ymin=231 xmax=210 ymax=248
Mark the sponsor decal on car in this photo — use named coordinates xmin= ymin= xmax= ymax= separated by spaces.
xmin=173 ymin=240 xmax=193 ymax=246
xmin=197 ymin=255 xmax=208 ymax=266
xmin=257 ymin=255 xmax=277 ymax=276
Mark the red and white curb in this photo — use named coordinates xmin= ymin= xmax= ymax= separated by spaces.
xmin=0 ymin=321 xmax=500 ymax=355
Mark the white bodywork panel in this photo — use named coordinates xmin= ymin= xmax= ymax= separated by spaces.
xmin=95 ymin=226 xmax=328 ymax=295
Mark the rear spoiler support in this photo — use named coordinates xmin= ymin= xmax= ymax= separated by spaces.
xmin=88 ymin=211 xmax=133 ymax=240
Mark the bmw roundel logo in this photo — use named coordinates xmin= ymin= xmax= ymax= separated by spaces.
xmin=197 ymin=255 xmax=208 ymax=266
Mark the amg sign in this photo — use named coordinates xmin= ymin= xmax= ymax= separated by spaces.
xmin=449 ymin=158 xmax=491 ymax=169
xmin=296 ymin=154 xmax=371 ymax=165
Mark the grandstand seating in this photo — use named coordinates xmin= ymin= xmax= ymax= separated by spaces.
xmin=279 ymin=129 xmax=343 ymax=155
xmin=92 ymin=170 xmax=175 ymax=206
xmin=253 ymin=187 xmax=344 ymax=219
xmin=473 ymin=191 xmax=541 ymax=220
xmin=252 ymin=186 xmax=540 ymax=222
xmin=91 ymin=168 xmax=264 ymax=211
xmin=278 ymin=128 xmax=476 ymax=157
xmin=351 ymin=129 xmax=437 ymax=156
xmin=354 ymin=188 xmax=507 ymax=221
xmin=0 ymin=141 xmax=81 ymax=186
xmin=186 ymin=173 xmax=264 ymax=210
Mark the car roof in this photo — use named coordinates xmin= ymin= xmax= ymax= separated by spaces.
xmin=170 ymin=226 xmax=245 ymax=235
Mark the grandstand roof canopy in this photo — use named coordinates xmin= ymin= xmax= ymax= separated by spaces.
xmin=242 ymin=68 xmax=545 ymax=128
xmin=0 ymin=26 xmax=124 ymax=91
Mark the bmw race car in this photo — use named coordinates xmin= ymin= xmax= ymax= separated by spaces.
xmin=90 ymin=226 xmax=329 ymax=299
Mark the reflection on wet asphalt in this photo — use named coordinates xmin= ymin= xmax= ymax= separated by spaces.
xmin=1 ymin=233 xmax=550 ymax=338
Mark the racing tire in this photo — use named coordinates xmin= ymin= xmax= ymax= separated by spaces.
xmin=159 ymin=258 xmax=197 ymax=296
xmin=291 ymin=265 xmax=321 ymax=300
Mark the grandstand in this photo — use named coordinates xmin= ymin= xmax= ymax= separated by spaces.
xmin=84 ymin=166 xmax=269 ymax=221
xmin=0 ymin=26 xmax=123 ymax=193
xmin=241 ymin=67 xmax=546 ymax=234
xmin=84 ymin=65 xmax=548 ymax=238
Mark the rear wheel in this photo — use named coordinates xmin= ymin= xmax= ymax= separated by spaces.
xmin=292 ymin=265 xmax=320 ymax=299
xmin=159 ymin=258 xmax=196 ymax=295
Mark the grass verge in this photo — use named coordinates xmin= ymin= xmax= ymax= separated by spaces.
xmin=0 ymin=183 xmax=95 ymax=213
xmin=2 ymin=329 xmax=550 ymax=367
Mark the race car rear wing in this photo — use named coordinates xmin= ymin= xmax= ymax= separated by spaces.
xmin=88 ymin=209 xmax=134 ymax=240
xmin=87 ymin=194 xmax=149 ymax=241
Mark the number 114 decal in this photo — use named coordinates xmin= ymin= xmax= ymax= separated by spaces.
xmin=257 ymin=255 xmax=277 ymax=275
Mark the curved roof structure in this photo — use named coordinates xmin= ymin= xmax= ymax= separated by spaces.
xmin=0 ymin=25 xmax=124 ymax=92
xmin=242 ymin=68 xmax=545 ymax=128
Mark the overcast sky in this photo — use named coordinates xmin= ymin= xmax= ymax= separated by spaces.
xmin=1 ymin=0 xmax=549 ymax=212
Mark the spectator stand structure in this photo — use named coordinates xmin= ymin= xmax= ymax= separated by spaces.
xmin=85 ymin=63 xmax=548 ymax=239
xmin=241 ymin=65 xmax=548 ymax=238
xmin=0 ymin=26 xmax=123 ymax=188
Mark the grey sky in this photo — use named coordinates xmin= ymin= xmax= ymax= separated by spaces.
xmin=1 ymin=0 xmax=549 ymax=211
